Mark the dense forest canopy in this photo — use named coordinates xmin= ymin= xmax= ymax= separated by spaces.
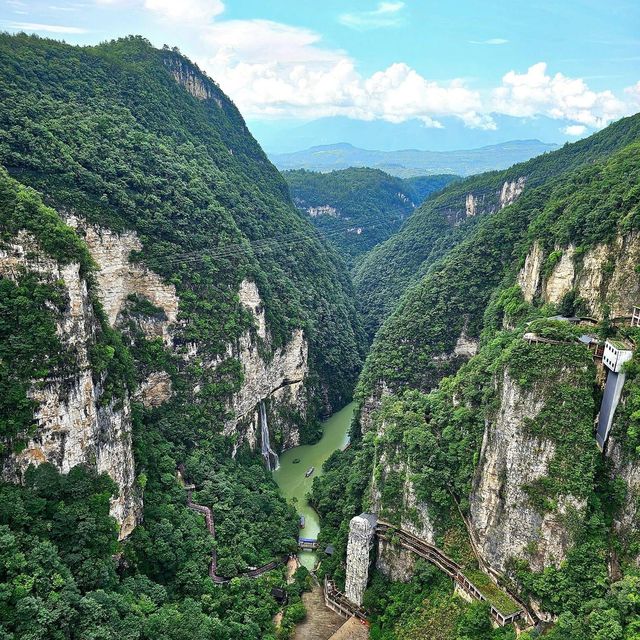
xmin=0 ymin=33 xmax=365 ymax=412
xmin=310 ymin=114 xmax=640 ymax=639
xmin=0 ymin=34 xmax=358 ymax=639
xmin=2 ymin=25 xmax=640 ymax=640
xmin=354 ymin=115 xmax=640 ymax=341
xmin=283 ymin=167 xmax=458 ymax=268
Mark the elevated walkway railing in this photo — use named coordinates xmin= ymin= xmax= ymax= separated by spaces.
xmin=376 ymin=520 xmax=525 ymax=626
xmin=324 ymin=577 xmax=368 ymax=621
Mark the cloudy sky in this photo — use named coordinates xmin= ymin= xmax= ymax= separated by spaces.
xmin=2 ymin=0 xmax=640 ymax=150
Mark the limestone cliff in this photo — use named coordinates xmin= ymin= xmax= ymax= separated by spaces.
xmin=372 ymin=465 xmax=436 ymax=582
xmin=457 ymin=177 xmax=526 ymax=225
xmin=66 ymin=215 xmax=179 ymax=345
xmin=607 ymin=436 xmax=640 ymax=563
xmin=69 ymin=216 xmax=310 ymax=453
xmin=164 ymin=54 xmax=220 ymax=103
xmin=0 ymin=231 xmax=139 ymax=538
xmin=469 ymin=370 xmax=585 ymax=574
xmin=517 ymin=231 xmax=640 ymax=318
xmin=222 ymin=280 xmax=309 ymax=454
xmin=1 ymin=218 xmax=311 ymax=540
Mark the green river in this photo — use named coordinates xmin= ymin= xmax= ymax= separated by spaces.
xmin=273 ymin=401 xmax=355 ymax=569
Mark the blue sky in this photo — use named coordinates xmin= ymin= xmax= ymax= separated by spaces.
xmin=2 ymin=0 xmax=640 ymax=151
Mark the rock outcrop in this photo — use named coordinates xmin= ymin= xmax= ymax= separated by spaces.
xmin=66 ymin=215 xmax=179 ymax=345
xmin=164 ymin=55 xmax=218 ymax=102
xmin=517 ymin=232 xmax=640 ymax=318
xmin=220 ymin=280 xmax=309 ymax=453
xmin=0 ymin=232 xmax=140 ymax=538
xmin=469 ymin=371 xmax=584 ymax=573
xmin=462 ymin=177 xmax=525 ymax=223
xmin=607 ymin=436 xmax=640 ymax=562
xmin=500 ymin=177 xmax=526 ymax=208
xmin=373 ymin=467 xmax=436 ymax=582
xmin=345 ymin=513 xmax=377 ymax=606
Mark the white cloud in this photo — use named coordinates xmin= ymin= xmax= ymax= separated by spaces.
xmin=6 ymin=21 xmax=87 ymax=33
xmin=563 ymin=124 xmax=587 ymax=136
xmin=144 ymin=0 xmax=224 ymax=24
xmin=339 ymin=1 xmax=405 ymax=30
xmin=492 ymin=62 xmax=629 ymax=128
xmin=196 ymin=23 xmax=489 ymax=127
xmin=95 ymin=0 xmax=224 ymax=23
xmin=470 ymin=38 xmax=509 ymax=45
xmin=89 ymin=0 xmax=638 ymax=132
xmin=625 ymin=80 xmax=640 ymax=105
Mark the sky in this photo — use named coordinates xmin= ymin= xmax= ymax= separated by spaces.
xmin=2 ymin=0 xmax=640 ymax=151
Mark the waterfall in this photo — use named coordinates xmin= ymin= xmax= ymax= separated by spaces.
xmin=260 ymin=401 xmax=279 ymax=471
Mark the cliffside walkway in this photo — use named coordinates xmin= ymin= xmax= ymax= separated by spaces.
xmin=180 ymin=468 xmax=287 ymax=584
xmin=324 ymin=577 xmax=368 ymax=621
xmin=375 ymin=520 xmax=524 ymax=626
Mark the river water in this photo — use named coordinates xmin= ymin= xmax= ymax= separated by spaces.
xmin=273 ymin=401 xmax=355 ymax=569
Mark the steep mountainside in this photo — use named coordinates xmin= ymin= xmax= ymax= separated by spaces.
xmin=355 ymin=116 xmax=640 ymax=342
xmin=0 ymin=34 xmax=362 ymax=639
xmin=283 ymin=168 xmax=458 ymax=266
xmin=312 ymin=117 xmax=640 ymax=638
xmin=270 ymin=140 xmax=559 ymax=177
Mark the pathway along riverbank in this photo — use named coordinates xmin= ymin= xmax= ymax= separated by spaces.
xmin=273 ymin=402 xmax=356 ymax=569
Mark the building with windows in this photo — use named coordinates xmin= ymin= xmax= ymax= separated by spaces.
xmin=602 ymin=339 xmax=633 ymax=373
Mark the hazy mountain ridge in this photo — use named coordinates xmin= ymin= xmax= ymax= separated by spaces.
xmin=270 ymin=140 xmax=559 ymax=177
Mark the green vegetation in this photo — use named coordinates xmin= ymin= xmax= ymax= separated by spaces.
xmin=357 ymin=135 xmax=640 ymax=403
xmin=461 ymin=570 xmax=520 ymax=617
xmin=0 ymin=274 xmax=66 ymax=448
xmin=0 ymin=33 xmax=364 ymax=413
xmin=0 ymin=33 xmax=363 ymax=639
xmin=362 ymin=566 xmax=515 ymax=640
xmin=0 ymin=169 xmax=135 ymax=447
xmin=354 ymin=116 xmax=640 ymax=341
xmin=313 ymin=117 xmax=640 ymax=638
xmin=284 ymin=168 xmax=457 ymax=267
xmin=0 ymin=465 xmax=305 ymax=640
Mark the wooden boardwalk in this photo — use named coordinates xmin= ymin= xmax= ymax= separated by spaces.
xmin=324 ymin=578 xmax=368 ymax=621
xmin=181 ymin=469 xmax=287 ymax=584
xmin=375 ymin=521 xmax=527 ymax=626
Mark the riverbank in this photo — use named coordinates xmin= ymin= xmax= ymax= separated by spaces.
xmin=273 ymin=402 xmax=355 ymax=569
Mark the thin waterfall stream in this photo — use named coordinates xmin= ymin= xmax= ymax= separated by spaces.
xmin=260 ymin=400 xmax=280 ymax=471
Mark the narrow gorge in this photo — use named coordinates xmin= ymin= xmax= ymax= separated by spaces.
xmin=1 ymin=28 xmax=640 ymax=640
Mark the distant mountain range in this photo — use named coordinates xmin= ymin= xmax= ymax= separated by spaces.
xmin=269 ymin=140 xmax=560 ymax=177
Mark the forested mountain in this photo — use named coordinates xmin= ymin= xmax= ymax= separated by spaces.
xmin=0 ymin=34 xmax=364 ymax=639
xmin=283 ymin=168 xmax=458 ymax=266
xmin=270 ymin=140 xmax=559 ymax=177
xmin=355 ymin=117 xmax=640 ymax=341
xmin=2 ymin=27 xmax=640 ymax=640
xmin=311 ymin=114 xmax=640 ymax=638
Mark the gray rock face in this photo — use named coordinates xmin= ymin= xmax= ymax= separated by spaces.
xmin=607 ymin=436 xmax=640 ymax=564
xmin=165 ymin=56 xmax=218 ymax=102
xmin=469 ymin=370 xmax=585 ymax=573
xmin=345 ymin=513 xmax=377 ymax=605
xmin=221 ymin=280 xmax=310 ymax=454
xmin=0 ymin=232 xmax=140 ymax=538
xmin=500 ymin=177 xmax=526 ymax=209
xmin=359 ymin=381 xmax=392 ymax=434
xmin=376 ymin=537 xmax=417 ymax=582
xmin=517 ymin=232 xmax=640 ymax=318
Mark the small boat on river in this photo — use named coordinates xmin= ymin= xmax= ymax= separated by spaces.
xmin=299 ymin=516 xmax=305 ymax=528
xmin=305 ymin=466 xmax=315 ymax=478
